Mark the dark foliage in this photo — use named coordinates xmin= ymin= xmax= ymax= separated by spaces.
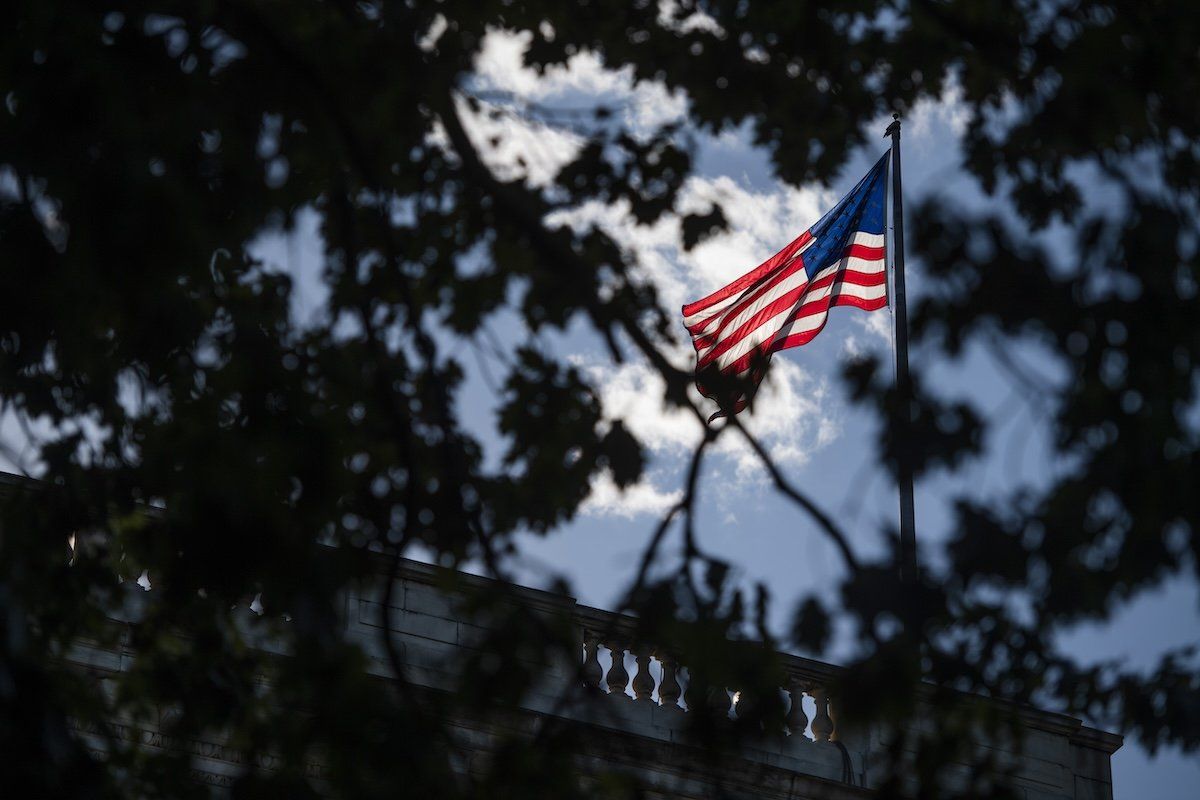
xmin=1 ymin=1 xmax=1197 ymax=797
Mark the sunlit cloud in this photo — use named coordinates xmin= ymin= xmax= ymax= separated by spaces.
xmin=474 ymin=29 xmax=688 ymax=134
xmin=580 ymin=469 xmax=683 ymax=518
xmin=456 ymin=29 xmax=973 ymax=518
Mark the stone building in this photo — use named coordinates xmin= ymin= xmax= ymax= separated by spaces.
xmin=64 ymin=553 xmax=1122 ymax=798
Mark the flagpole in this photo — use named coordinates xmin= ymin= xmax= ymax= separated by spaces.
xmin=885 ymin=113 xmax=918 ymax=583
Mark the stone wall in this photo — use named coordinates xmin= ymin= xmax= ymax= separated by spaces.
xmin=65 ymin=556 xmax=1122 ymax=798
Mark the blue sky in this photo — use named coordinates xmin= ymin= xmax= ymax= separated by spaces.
xmin=459 ymin=32 xmax=1199 ymax=796
xmin=238 ymin=31 xmax=1200 ymax=796
xmin=2 ymin=24 xmax=1193 ymax=798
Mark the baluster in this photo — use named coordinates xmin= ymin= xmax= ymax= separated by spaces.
xmin=604 ymin=638 xmax=630 ymax=698
xmin=631 ymin=646 xmax=655 ymax=702
xmin=811 ymin=686 xmax=834 ymax=742
xmin=581 ymin=633 xmax=603 ymax=692
xmin=785 ymin=680 xmax=809 ymax=739
xmin=657 ymin=651 xmax=682 ymax=709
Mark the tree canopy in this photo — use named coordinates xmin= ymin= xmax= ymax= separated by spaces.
xmin=1 ymin=1 xmax=1197 ymax=797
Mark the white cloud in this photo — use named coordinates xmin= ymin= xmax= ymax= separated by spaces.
xmin=459 ymin=28 xmax=859 ymax=518
xmin=445 ymin=28 xmax=696 ymax=194
xmin=473 ymin=29 xmax=688 ymax=134
xmin=580 ymin=469 xmax=683 ymax=518
xmin=417 ymin=14 xmax=447 ymax=53
xmin=456 ymin=96 xmax=583 ymax=188
xmin=548 ymin=171 xmax=853 ymax=517
xmin=576 ymin=356 xmax=844 ymax=519
xmin=578 ymin=353 xmax=840 ymax=479
xmin=657 ymin=0 xmax=724 ymax=35
xmin=676 ymin=176 xmax=834 ymax=308
xmin=474 ymin=30 xmax=542 ymax=96
xmin=548 ymin=174 xmax=834 ymax=333
xmin=906 ymin=81 xmax=971 ymax=151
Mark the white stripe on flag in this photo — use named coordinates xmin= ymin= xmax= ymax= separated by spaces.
xmin=682 ymin=234 xmax=818 ymax=329
xmin=700 ymin=253 xmax=884 ymax=365
xmin=708 ymin=264 xmax=844 ymax=369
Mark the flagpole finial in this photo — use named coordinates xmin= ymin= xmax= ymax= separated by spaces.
xmin=885 ymin=112 xmax=901 ymax=139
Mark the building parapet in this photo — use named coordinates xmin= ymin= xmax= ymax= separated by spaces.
xmin=64 ymin=552 xmax=1122 ymax=798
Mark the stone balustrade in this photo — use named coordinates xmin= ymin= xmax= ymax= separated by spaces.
xmin=61 ymin=554 xmax=1123 ymax=799
xmin=578 ymin=623 xmax=840 ymax=744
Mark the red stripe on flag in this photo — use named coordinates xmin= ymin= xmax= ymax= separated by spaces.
xmin=688 ymin=252 xmax=812 ymax=343
xmin=696 ymin=262 xmax=883 ymax=369
xmin=843 ymin=243 xmax=884 ymax=260
xmin=681 ymin=230 xmax=812 ymax=318
xmin=716 ymin=278 xmax=886 ymax=376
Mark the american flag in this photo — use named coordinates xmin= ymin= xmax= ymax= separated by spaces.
xmin=682 ymin=153 xmax=890 ymax=421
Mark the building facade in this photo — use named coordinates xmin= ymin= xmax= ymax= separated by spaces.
xmin=66 ymin=556 xmax=1122 ymax=798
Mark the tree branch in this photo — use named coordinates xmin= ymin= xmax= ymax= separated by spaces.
xmin=728 ymin=417 xmax=861 ymax=574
